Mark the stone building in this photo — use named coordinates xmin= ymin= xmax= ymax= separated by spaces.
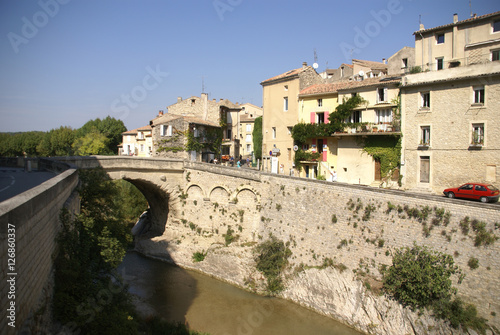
xmin=165 ymin=93 xmax=242 ymax=160
xmin=238 ymin=103 xmax=263 ymax=158
xmin=260 ymin=62 xmax=323 ymax=174
xmin=401 ymin=11 xmax=500 ymax=193
xmin=387 ymin=46 xmax=416 ymax=75
xmin=118 ymin=125 xmax=152 ymax=157
xmin=149 ymin=111 xmax=220 ymax=162
xmin=414 ymin=11 xmax=500 ymax=71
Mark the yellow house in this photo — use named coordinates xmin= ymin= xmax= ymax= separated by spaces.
xmin=260 ymin=62 xmax=323 ymax=174
xmin=297 ymin=83 xmax=343 ymax=179
xmin=119 ymin=125 xmax=152 ymax=157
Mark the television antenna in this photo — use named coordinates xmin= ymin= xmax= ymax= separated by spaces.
xmin=313 ymin=48 xmax=319 ymax=69
xmin=202 ymin=76 xmax=205 ymax=93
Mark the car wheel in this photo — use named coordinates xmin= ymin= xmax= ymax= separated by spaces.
xmin=480 ymin=196 xmax=488 ymax=203
xmin=447 ymin=192 xmax=455 ymax=198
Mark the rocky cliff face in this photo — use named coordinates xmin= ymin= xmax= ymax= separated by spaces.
xmin=135 ymin=231 xmax=483 ymax=335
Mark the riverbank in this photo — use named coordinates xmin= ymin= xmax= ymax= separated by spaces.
xmin=134 ymin=232 xmax=481 ymax=335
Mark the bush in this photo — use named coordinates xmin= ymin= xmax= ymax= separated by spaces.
xmin=432 ymin=298 xmax=488 ymax=333
xmin=254 ymin=237 xmax=292 ymax=294
xmin=383 ymin=245 xmax=460 ymax=308
xmin=192 ymin=250 xmax=207 ymax=262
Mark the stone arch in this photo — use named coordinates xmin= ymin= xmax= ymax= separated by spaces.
xmin=122 ymin=178 xmax=170 ymax=236
xmin=186 ymin=184 xmax=205 ymax=199
xmin=234 ymin=186 xmax=260 ymax=206
xmin=209 ymin=186 xmax=230 ymax=203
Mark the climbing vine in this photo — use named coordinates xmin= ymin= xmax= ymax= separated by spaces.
xmin=362 ymin=135 xmax=401 ymax=181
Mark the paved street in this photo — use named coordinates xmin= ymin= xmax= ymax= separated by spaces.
xmin=0 ymin=168 xmax=57 ymax=203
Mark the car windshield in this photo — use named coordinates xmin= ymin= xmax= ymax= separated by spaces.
xmin=487 ymin=185 xmax=499 ymax=192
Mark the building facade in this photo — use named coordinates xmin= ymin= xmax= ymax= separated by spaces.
xmin=260 ymin=62 xmax=323 ymax=175
xmin=238 ymin=103 xmax=263 ymax=158
xmin=401 ymin=11 xmax=500 ymax=193
xmin=150 ymin=111 xmax=220 ymax=162
xmin=414 ymin=11 xmax=500 ymax=72
xmin=119 ymin=125 xmax=152 ymax=157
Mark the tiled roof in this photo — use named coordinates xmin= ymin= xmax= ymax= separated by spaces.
xmin=414 ymin=11 xmax=500 ymax=35
xmin=352 ymin=59 xmax=388 ymax=70
xmin=261 ymin=66 xmax=309 ymax=84
xmin=151 ymin=113 xmax=219 ymax=128
xmin=336 ymin=77 xmax=401 ymax=91
xmin=122 ymin=125 xmax=151 ymax=135
xmin=299 ymin=82 xmax=351 ymax=96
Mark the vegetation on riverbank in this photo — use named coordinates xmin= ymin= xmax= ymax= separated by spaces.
xmin=53 ymin=167 xmax=209 ymax=334
xmin=383 ymin=245 xmax=489 ymax=334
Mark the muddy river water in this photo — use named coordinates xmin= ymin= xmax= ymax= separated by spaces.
xmin=119 ymin=251 xmax=363 ymax=335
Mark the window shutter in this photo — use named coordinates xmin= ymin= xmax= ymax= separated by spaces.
xmin=310 ymin=112 xmax=316 ymax=124
xmin=325 ymin=111 xmax=329 ymax=124
xmin=384 ymin=87 xmax=388 ymax=102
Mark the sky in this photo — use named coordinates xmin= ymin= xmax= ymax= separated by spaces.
xmin=0 ymin=0 xmax=498 ymax=132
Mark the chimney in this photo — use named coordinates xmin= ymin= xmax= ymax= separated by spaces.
xmin=419 ymin=23 xmax=425 ymax=30
xmin=302 ymin=62 xmax=308 ymax=68
xmin=177 ymin=96 xmax=182 ymax=103
xmin=453 ymin=13 xmax=458 ymax=23
xmin=158 ymin=110 xmax=164 ymax=116
xmin=201 ymin=93 xmax=209 ymax=120
xmin=220 ymin=98 xmax=223 ymax=101
xmin=382 ymin=58 xmax=386 ymax=64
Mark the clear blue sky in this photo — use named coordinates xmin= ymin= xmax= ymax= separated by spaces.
xmin=0 ymin=0 xmax=498 ymax=132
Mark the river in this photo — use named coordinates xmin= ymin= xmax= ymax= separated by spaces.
xmin=119 ymin=251 xmax=364 ymax=335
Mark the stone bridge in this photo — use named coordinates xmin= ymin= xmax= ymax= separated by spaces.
xmin=1 ymin=155 xmax=499 ymax=334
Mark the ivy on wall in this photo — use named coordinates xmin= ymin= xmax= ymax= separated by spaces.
xmin=362 ymin=135 xmax=401 ymax=181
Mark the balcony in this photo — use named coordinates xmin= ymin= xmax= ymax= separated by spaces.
xmin=333 ymin=122 xmax=401 ymax=137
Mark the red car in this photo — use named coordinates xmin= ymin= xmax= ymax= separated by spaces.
xmin=443 ymin=183 xmax=500 ymax=203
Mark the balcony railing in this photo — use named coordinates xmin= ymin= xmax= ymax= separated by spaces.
xmin=336 ymin=122 xmax=401 ymax=134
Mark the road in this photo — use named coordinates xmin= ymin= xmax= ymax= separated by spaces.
xmin=0 ymin=168 xmax=57 ymax=203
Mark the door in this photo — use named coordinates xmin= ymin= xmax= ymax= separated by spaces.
xmin=374 ymin=159 xmax=382 ymax=181
xmin=457 ymin=184 xmax=474 ymax=198
xmin=420 ymin=156 xmax=430 ymax=183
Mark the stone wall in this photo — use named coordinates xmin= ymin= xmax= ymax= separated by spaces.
xmin=0 ymin=165 xmax=79 ymax=335
xmin=139 ymin=162 xmax=500 ymax=333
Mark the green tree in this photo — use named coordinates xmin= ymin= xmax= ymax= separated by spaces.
xmin=252 ymin=116 xmax=263 ymax=159
xmin=73 ymin=129 xmax=110 ymax=155
xmin=76 ymin=116 xmax=126 ymax=154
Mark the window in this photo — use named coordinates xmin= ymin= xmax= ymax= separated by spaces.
xmin=346 ymin=110 xmax=361 ymax=123
xmin=246 ymin=134 xmax=252 ymax=142
xmin=493 ymin=20 xmax=500 ymax=33
xmin=436 ymin=33 xmax=445 ymax=44
xmin=376 ymin=109 xmax=392 ymax=124
xmin=284 ymin=85 xmax=288 ymax=91
xmin=283 ymin=97 xmax=288 ymax=111
xmin=140 ymin=144 xmax=144 ymax=152
xmin=420 ymin=126 xmax=430 ymax=145
xmin=436 ymin=58 xmax=444 ymax=70
xmin=402 ymin=58 xmax=408 ymax=68
xmin=473 ymin=86 xmax=485 ymax=104
xmin=317 ymin=99 xmax=323 ymax=107
xmin=377 ymin=87 xmax=387 ymax=103
xmin=421 ymin=92 xmax=430 ymax=108
xmin=351 ymin=93 xmax=357 ymax=98
xmin=160 ymin=125 xmax=172 ymax=136
xmin=138 ymin=132 xmax=144 ymax=139
xmin=492 ymin=49 xmax=500 ymax=61
xmin=317 ymin=112 xmax=325 ymax=124
xmin=272 ymin=127 xmax=276 ymax=139
xmin=226 ymin=129 xmax=232 ymax=139
xmin=246 ymin=124 xmax=252 ymax=132
xmin=246 ymin=144 xmax=252 ymax=152
xmin=194 ymin=127 xmax=199 ymax=138
xmin=287 ymin=126 xmax=292 ymax=135
xmin=472 ymin=123 xmax=484 ymax=145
